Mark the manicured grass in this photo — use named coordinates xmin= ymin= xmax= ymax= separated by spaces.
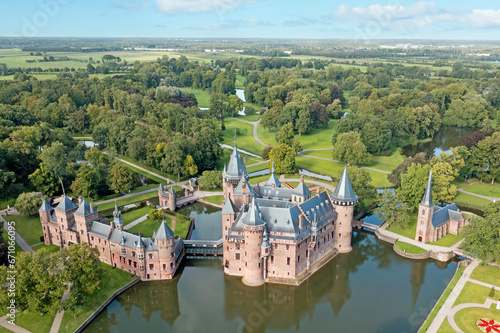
xmin=32 ymin=244 xmax=60 ymax=253
xmin=465 ymin=182 xmax=500 ymax=198
xmin=452 ymin=178 xmax=478 ymax=190
xmin=15 ymin=309 xmax=56 ymax=333
xmin=169 ymin=215 xmax=190 ymax=239
xmin=203 ymin=195 xmax=223 ymax=205
xmin=256 ymin=119 xmax=337 ymax=150
xmin=247 ymin=164 xmax=268 ymax=173
xmin=121 ymin=206 xmax=152 ymax=226
xmin=238 ymin=114 xmax=261 ymax=122
xmin=436 ymin=319 xmax=455 ymax=333
xmin=395 ymin=241 xmax=428 ymax=254
xmin=223 ymin=119 xmax=263 ymax=155
xmin=114 ymin=154 xmax=178 ymax=182
xmin=59 ymin=263 xmax=135 ymax=333
xmin=0 ymin=325 xmax=14 ymax=333
xmin=249 ymin=174 xmax=271 ymax=185
xmin=471 ymin=264 xmax=500 ymax=286
xmin=3 ymin=215 xmax=43 ymax=246
xmin=360 ymin=148 xmax=405 ymax=173
xmin=454 ymin=304 xmax=499 ymax=333
xmin=0 ymin=196 xmax=16 ymax=210
xmin=111 ymin=158 xmax=164 ymax=184
xmin=419 ymin=266 xmax=466 ymax=333
xmin=454 ymin=192 xmax=491 ymax=210
xmin=127 ymin=218 xmax=165 ymax=238
xmin=454 ymin=282 xmax=494 ymax=307
xmin=427 ymin=232 xmax=464 ymax=247
xmin=386 ymin=212 xmax=418 ymax=239
xmin=184 ymin=88 xmax=210 ymax=108
xmin=95 ymin=192 xmax=159 ymax=211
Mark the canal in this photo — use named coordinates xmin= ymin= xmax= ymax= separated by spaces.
xmin=85 ymin=204 xmax=458 ymax=333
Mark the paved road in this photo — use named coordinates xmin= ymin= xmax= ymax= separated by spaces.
xmin=0 ymin=314 xmax=32 ymax=333
xmin=1 ymin=216 xmax=34 ymax=252
xmin=50 ymin=289 xmax=70 ymax=333
xmin=427 ymin=259 xmax=480 ymax=332
xmin=231 ymin=117 xmax=270 ymax=147
xmin=124 ymin=215 xmax=149 ymax=230
xmin=458 ymin=189 xmax=497 ymax=202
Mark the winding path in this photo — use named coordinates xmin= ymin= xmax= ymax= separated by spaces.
xmin=458 ymin=189 xmax=497 ymax=202
xmin=297 ymin=153 xmax=391 ymax=175
xmin=0 ymin=216 xmax=34 ymax=253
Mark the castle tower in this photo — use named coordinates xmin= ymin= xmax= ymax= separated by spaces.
xmin=136 ymin=235 xmax=146 ymax=279
xmin=415 ymin=170 xmax=434 ymax=243
xmin=222 ymin=196 xmax=236 ymax=268
xmin=292 ymin=175 xmax=311 ymax=204
xmin=112 ymin=202 xmax=124 ymax=231
xmin=241 ymin=197 xmax=266 ymax=286
xmin=261 ymin=228 xmax=270 ymax=281
xmin=39 ymin=200 xmax=53 ymax=245
xmin=53 ymin=195 xmax=78 ymax=246
xmin=74 ymin=197 xmax=98 ymax=244
xmin=331 ymin=168 xmax=358 ymax=253
xmin=168 ymin=188 xmax=176 ymax=212
xmin=265 ymin=160 xmax=281 ymax=189
xmin=153 ymin=220 xmax=176 ymax=279
xmin=223 ymin=138 xmax=248 ymax=202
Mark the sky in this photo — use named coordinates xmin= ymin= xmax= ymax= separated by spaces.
xmin=2 ymin=0 xmax=500 ymax=40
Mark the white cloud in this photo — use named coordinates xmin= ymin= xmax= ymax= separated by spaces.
xmin=155 ymin=0 xmax=256 ymax=13
xmin=333 ymin=2 xmax=500 ymax=31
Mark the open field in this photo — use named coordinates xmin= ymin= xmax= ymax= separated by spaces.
xmin=257 ymin=119 xmax=337 ymax=150
xmin=15 ymin=309 xmax=56 ymax=333
xmin=453 ymin=192 xmax=491 ymax=210
xmin=59 ymin=263 xmax=135 ymax=333
xmin=471 ymin=264 xmax=500 ymax=286
xmin=453 ymin=304 xmax=499 ymax=333
xmin=465 ymin=182 xmax=500 ymax=198
xmin=32 ymin=244 xmax=60 ymax=253
xmin=183 ymin=88 xmax=210 ymax=108
xmin=453 ymin=282 xmax=493 ymax=306
xmin=95 ymin=192 xmax=158 ymax=211
xmin=222 ymin=118 xmax=262 ymax=155
xmin=203 ymin=195 xmax=223 ymax=205
xmin=3 ymin=214 xmax=43 ymax=246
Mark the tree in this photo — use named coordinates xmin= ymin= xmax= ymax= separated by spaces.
xmin=227 ymin=94 xmax=243 ymax=117
xmin=70 ymin=165 xmax=103 ymax=199
xmin=41 ymin=141 xmax=68 ymax=191
xmin=296 ymin=107 xmax=311 ymax=135
xmin=461 ymin=212 xmax=500 ymax=263
xmin=29 ymin=163 xmax=61 ymax=196
xmin=344 ymin=166 xmax=377 ymax=214
xmin=148 ymin=209 xmax=162 ymax=221
xmin=400 ymin=163 xmax=431 ymax=209
xmin=108 ymin=164 xmax=136 ymax=194
xmin=388 ymin=152 xmax=427 ymax=187
xmin=275 ymin=122 xmax=294 ymax=146
xmin=198 ymin=170 xmax=223 ymax=190
xmin=375 ymin=190 xmax=410 ymax=228
xmin=184 ymin=155 xmax=198 ymax=177
xmin=260 ymin=107 xmax=279 ymax=132
xmin=332 ymin=131 xmax=371 ymax=165
xmin=14 ymin=192 xmax=43 ymax=216
xmin=268 ymin=144 xmax=295 ymax=174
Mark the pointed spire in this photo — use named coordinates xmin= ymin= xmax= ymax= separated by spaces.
xmin=158 ymin=183 xmax=163 ymax=191
xmin=136 ymin=235 xmax=144 ymax=248
xmin=113 ymin=201 xmax=123 ymax=225
xmin=234 ymin=130 xmax=237 ymax=147
xmin=261 ymin=228 xmax=270 ymax=248
xmin=421 ymin=169 xmax=434 ymax=207
xmin=39 ymin=200 xmax=53 ymax=212
xmin=154 ymin=219 xmax=175 ymax=240
xmin=271 ymin=160 xmax=275 ymax=174
xmin=222 ymin=196 xmax=236 ymax=215
xmin=332 ymin=167 xmax=358 ymax=203
xmin=242 ymin=196 xmax=265 ymax=227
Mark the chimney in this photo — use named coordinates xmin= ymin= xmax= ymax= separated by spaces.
xmin=299 ymin=214 xmax=303 ymax=229
xmin=300 ymin=175 xmax=304 ymax=184
xmin=316 ymin=188 xmax=320 ymax=196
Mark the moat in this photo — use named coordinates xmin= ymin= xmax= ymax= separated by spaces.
xmin=85 ymin=205 xmax=458 ymax=333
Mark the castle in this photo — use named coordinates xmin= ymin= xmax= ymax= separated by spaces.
xmin=39 ymin=196 xmax=184 ymax=280
xmin=222 ymin=142 xmax=358 ymax=286
xmin=415 ymin=170 xmax=466 ymax=243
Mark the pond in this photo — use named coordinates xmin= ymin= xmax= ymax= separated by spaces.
xmin=85 ymin=231 xmax=458 ymax=333
xmin=401 ymin=126 xmax=475 ymax=157
xmin=177 ymin=202 xmax=222 ymax=241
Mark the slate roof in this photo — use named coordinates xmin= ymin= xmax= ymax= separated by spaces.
xmin=293 ymin=181 xmax=311 ymax=197
xmin=431 ymin=203 xmax=462 ymax=228
xmin=225 ymin=144 xmax=248 ymax=179
xmin=266 ymin=161 xmax=281 ymax=188
xmin=112 ymin=202 xmax=123 ymax=225
xmin=54 ymin=195 xmax=78 ymax=212
xmin=256 ymin=186 xmax=294 ymax=201
xmin=39 ymin=200 xmax=53 ymax=212
xmin=74 ymin=198 xmax=97 ymax=216
xmin=222 ymin=196 xmax=236 ymax=215
xmin=153 ymin=220 xmax=175 ymax=240
xmin=240 ymin=197 xmax=266 ymax=227
xmin=421 ymin=170 xmax=434 ymax=207
xmin=175 ymin=238 xmax=184 ymax=261
xmin=332 ymin=168 xmax=358 ymax=202
xmin=234 ymin=176 xmax=255 ymax=196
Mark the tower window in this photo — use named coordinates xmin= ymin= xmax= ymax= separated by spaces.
xmin=287 ymin=257 xmax=290 ymax=265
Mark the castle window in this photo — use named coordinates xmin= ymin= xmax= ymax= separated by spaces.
xmin=132 ymin=251 xmax=136 ymax=257
xmin=91 ymin=236 xmax=94 ymax=241
xmin=170 ymin=262 xmax=173 ymax=268
xmin=149 ymin=253 xmax=153 ymax=259
xmin=171 ymin=251 xmax=174 ymax=257
xmin=339 ymin=233 xmax=341 ymax=238
xmin=80 ymin=230 xmax=83 ymax=235
xmin=306 ymin=250 xmax=308 ymax=258
xmin=297 ymin=255 xmax=300 ymax=263
xmin=121 ymin=247 xmax=126 ymax=255
xmin=149 ymin=264 xmax=154 ymax=270
xmin=163 ymin=264 xmax=166 ymax=270
xmin=287 ymin=257 xmax=290 ymax=265
xmin=236 ymin=243 xmax=240 ymax=250
xmin=274 ymin=244 xmax=278 ymax=249
xmin=235 ymin=253 xmax=240 ymax=260
xmin=286 ymin=244 xmax=289 ymax=250
xmin=138 ymin=253 xmax=144 ymax=260
xmin=271 ymin=255 xmax=274 ymax=263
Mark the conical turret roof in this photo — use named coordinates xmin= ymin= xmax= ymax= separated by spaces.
xmin=225 ymin=140 xmax=248 ymax=179
xmin=113 ymin=202 xmax=123 ymax=225
xmin=261 ymin=228 xmax=270 ymax=248
xmin=332 ymin=168 xmax=358 ymax=202
xmin=136 ymin=235 xmax=144 ymax=248
xmin=153 ymin=220 xmax=175 ymax=240
xmin=420 ymin=170 xmax=434 ymax=207
xmin=241 ymin=196 xmax=266 ymax=227
xmin=74 ymin=198 xmax=97 ymax=216
xmin=222 ymin=196 xmax=236 ymax=215
xmin=54 ymin=194 xmax=77 ymax=212
xmin=265 ymin=160 xmax=281 ymax=188
xmin=39 ymin=200 xmax=53 ymax=212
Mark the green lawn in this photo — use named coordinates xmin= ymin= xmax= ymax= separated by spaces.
xmin=465 ymin=182 xmax=500 ymax=198
xmin=127 ymin=218 xmax=164 ymax=238
xmin=247 ymin=164 xmax=268 ymax=173
xmin=184 ymin=88 xmax=210 ymax=108
xmin=223 ymin=119 xmax=263 ymax=155
xmin=395 ymin=241 xmax=428 ymax=254
xmin=419 ymin=266 xmax=466 ymax=333
xmin=453 ymin=192 xmax=491 ymax=210
xmin=32 ymin=244 xmax=60 ymax=253
xmin=113 ymin=154 xmax=179 ymax=182
xmin=121 ymin=206 xmax=152 ymax=226
xmin=238 ymin=114 xmax=261 ymax=122
xmin=3 ymin=215 xmax=43 ymax=246
xmin=454 ymin=304 xmax=499 ymax=333
xmin=235 ymin=74 xmax=246 ymax=89
xmin=95 ymin=192 xmax=159 ymax=211
xmin=103 ymin=154 xmax=164 ymax=184
xmin=386 ymin=212 xmax=418 ymax=239
xmin=249 ymin=174 xmax=272 ymax=185
xmin=471 ymin=264 xmax=500 ymax=286
xmin=59 ymin=263 xmax=136 ymax=333
xmin=454 ymin=282 xmax=494 ymax=307
xmin=427 ymin=232 xmax=464 ymax=247
xmin=15 ymin=309 xmax=56 ymax=333
xmin=256 ymin=119 xmax=338 ymax=150
xmin=203 ymin=195 xmax=223 ymax=205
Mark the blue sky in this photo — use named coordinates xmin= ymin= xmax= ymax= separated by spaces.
xmin=2 ymin=0 xmax=500 ymax=40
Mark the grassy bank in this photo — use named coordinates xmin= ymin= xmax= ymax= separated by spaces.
xmin=95 ymin=192 xmax=158 ymax=211
xmin=3 ymin=215 xmax=43 ymax=246
xmin=395 ymin=241 xmax=427 ymax=254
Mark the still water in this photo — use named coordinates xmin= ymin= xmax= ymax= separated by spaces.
xmin=85 ymin=230 xmax=457 ymax=332
xmin=177 ymin=202 xmax=222 ymax=241
xmin=402 ymin=126 xmax=475 ymax=157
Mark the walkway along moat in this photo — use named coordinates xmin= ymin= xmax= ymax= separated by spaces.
xmin=83 ymin=203 xmax=460 ymax=333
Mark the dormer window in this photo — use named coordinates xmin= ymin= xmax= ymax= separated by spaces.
xmin=121 ymin=247 xmax=126 ymax=255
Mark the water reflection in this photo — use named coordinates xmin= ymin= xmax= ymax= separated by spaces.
xmin=85 ymin=232 xmax=458 ymax=333
xmin=402 ymin=126 xmax=475 ymax=157
xmin=177 ymin=202 xmax=222 ymax=241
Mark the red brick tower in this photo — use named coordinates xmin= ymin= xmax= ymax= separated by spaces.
xmin=74 ymin=197 xmax=98 ymax=244
xmin=39 ymin=200 xmax=53 ymax=245
xmin=222 ymin=196 xmax=236 ymax=267
xmin=332 ymin=168 xmax=358 ymax=253
xmin=242 ymin=197 xmax=266 ymax=286
xmin=154 ymin=220 xmax=176 ymax=279
xmin=415 ymin=170 xmax=434 ymax=243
